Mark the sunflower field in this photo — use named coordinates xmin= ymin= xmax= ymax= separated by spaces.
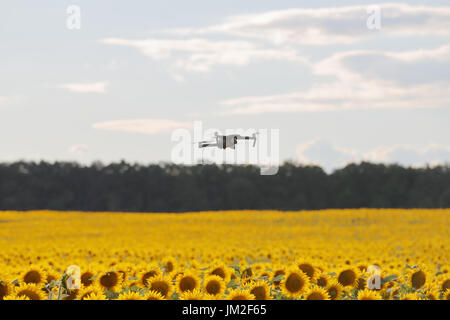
xmin=0 ymin=209 xmax=449 ymax=300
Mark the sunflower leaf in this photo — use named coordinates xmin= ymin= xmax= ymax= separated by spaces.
xmin=381 ymin=275 xmax=398 ymax=284
xmin=226 ymin=279 xmax=239 ymax=289
xmin=272 ymin=275 xmax=284 ymax=282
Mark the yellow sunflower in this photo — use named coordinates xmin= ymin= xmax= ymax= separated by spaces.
xmin=176 ymin=271 xmax=200 ymax=293
xmin=144 ymin=289 xmax=165 ymax=300
xmin=316 ymin=273 xmax=330 ymax=288
xmin=147 ymin=275 xmax=174 ymax=299
xmin=280 ymin=268 xmax=310 ymax=298
xmin=304 ymin=285 xmax=330 ymax=300
xmin=117 ymin=291 xmax=145 ymax=300
xmin=97 ymin=270 xmax=123 ymax=292
xmin=443 ymin=289 xmax=450 ymax=300
xmin=13 ymin=283 xmax=46 ymax=300
xmin=405 ymin=267 xmax=428 ymax=290
xmin=401 ymin=292 xmax=422 ymax=300
xmin=137 ymin=264 xmax=161 ymax=288
xmin=326 ymin=281 xmax=344 ymax=300
xmin=357 ymin=288 xmax=382 ymax=300
xmin=0 ymin=280 xmax=13 ymax=300
xmin=180 ymin=288 xmax=205 ymax=300
xmin=82 ymin=292 xmax=107 ymax=300
xmin=79 ymin=266 xmax=98 ymax=287
xmin=226 ymin=288 xmax=255 ymax=300
xmin=203 ymin=275 xmax=226 ymax=297
xmin=208 ymin=263 xmax=231 ymax=283
xmin=437 ymin=273 xmax=450 ymax=292
xmin=20 ymin=265 xmax=47 ymax=286
xmin=3 ymin=294 xmax=31 ymax=300
xmin=249 ymin=280 xmax=272 ymax=300
xmin=296 ymin=260 xmax=319 ymax=282
xmin=337 ymin=267 xmax=360 ymax=288
xmin=424 ymin=288 xmax=441 ymax=300
xmin=77 ymin=285 xmax=104 ymax=300
xmin=162 ymin=256 xmax=177 ymax=274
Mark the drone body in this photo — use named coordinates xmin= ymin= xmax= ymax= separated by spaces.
xmin=198 ymin=133 xmax=257 ymax=150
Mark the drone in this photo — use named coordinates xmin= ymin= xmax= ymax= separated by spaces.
xmin=197 ymin=132 xmax=258 ymax=150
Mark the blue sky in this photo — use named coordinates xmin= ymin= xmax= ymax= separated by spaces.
xmin=1 ymin=1 xmax=450 ymax=171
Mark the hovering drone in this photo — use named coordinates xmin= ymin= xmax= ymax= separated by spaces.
xmin=198 ymin=132 xmax=257 ymax=150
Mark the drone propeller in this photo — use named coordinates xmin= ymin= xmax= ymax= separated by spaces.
xmin=252 ymin=131 xmax=259 ymax=147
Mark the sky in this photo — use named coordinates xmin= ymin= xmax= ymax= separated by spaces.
xmin=1 ymin=1 xmax=450 ymax=172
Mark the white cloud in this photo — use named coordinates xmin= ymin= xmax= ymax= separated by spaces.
xmin=58 ymin=81 xmax=109 ymax=93
xmin=68 ymin=144 xmax=88 ymax=155
xmin=168 ymin=4 xmax=450 ymax=45
xmin=92 ymin=119 xmax=192 ymax=134
xmin=297 ymin=139 xmax=450 ymax=172
xmin=101 ymin=37 xmax=306 ymax=72
xmin=221 ymin=45 xmax=450 ymax=114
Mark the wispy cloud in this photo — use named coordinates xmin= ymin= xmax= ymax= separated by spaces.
xmin=297 ymin=139 xmax=450 ymax=172
xmin=168 ymin=4 xmax=450 ymax=45
xmin=92 ymin=119 xmax=192 ymax=134
xmin=57 ymin=81 xmax=109 ymax=93
xmin=221 ymin=45 xmax=450 ymax=114
xmin=101 ymin=37 xmax=307 ymax=72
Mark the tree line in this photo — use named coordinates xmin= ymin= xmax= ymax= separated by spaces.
xmin=0 ymin=161 xmax=449 ymax=212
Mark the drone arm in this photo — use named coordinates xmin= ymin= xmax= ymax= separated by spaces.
xmin=198 ymin=142 xmax=218 ymax=148
xmin=236 ymin=134 xmax=257 ymax=147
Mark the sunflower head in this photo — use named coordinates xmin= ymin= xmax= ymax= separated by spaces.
xmin=226 ymin=288 xmax=255 ymax=300
xmin=180 ymin=288 xmax=205 ymax=300
xmin=281 ymin=267 xmax=310 ymax=298
xmin=437 ymin=273 xmax=450 ymax=292
xmin=147 ymin=275 xmax=174 ymax=299
xmin=13 ymin=283 xmax=46 ymax=300
xmin=357 ymin=288 xmax=382 ymax=300
xmin=144 ymin=289 xmax=165 ymax=300
xmin=20 ymin=265 xmax=47 ymax=286
xmin=305 ymin=285 xmax=330 ymax=300
xmin=405 ymin=266 xmax=428 ymax=290
xmin=208 ymin=263 xmax=231 ymax=283
xmin=0 ymin=279 xmax=12 ymax=300
xmin=77 ymin=284 xmax=104 ymax=300
xmin=337 ymin=267 xmax=360 ymax=287
xmin=97 ymin=270 xmax=123 ymax=292
xmin=316 ymin=273 xmax=330 ymax=288
xmin=444 ymin=289 xmax=450 ymax=300
xmin=82 ymin=292 xmax=107 ymax=300
xmin=296 ymin=260 xmax=318 ymax=282
xmin=162 ymin=256 xmax=177 ymax=273
xmin=137 ymin=264 xmax=161 ymax=288
xmin=203 ymin=275 xmax=226 ymax=297
xmin=176 ymin=270 xmax=200 ymax=293
xmin=326 ymin=281 xmax=344 ymax=300
xmin=248 ymin=280 xmax=272 ymax=300
xmin=117 ymin=291 xmax=145 ymax=300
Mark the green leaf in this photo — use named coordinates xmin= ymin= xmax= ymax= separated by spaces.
xmin=11 ymin=279 xmax=19 ymax=285
xmin=272 ymin=275 xmax=284 ymax=283
xmin=326 ymin=272 xmax=336 ymax=276
xmin=381 ymin=275 xmax=398 ymax=284
xmin=226 ymin=279 xmax=239 ymax=289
